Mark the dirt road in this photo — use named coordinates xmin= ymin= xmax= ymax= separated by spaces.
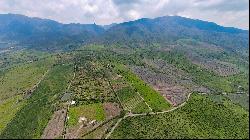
xmin=105 ymin=92 xmax=192 ymax=139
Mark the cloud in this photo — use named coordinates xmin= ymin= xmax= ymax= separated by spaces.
xmin=194 ymin=0 xmax=249 ymax=12
xmin=0 ymin=0 xmax=248 ymax=29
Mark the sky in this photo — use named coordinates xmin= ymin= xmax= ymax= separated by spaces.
xmin=0 ymin=0 xmax=249 ymax=29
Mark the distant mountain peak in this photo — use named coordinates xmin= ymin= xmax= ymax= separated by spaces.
xmin=0 ymin=13 xmax=248 ymax=52
xmin=102 ymin=23 xmax=118 ymax=30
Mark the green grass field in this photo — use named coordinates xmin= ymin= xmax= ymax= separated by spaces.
xmin=67 ymin=103 xmax=106 ymax=127
xmin=110 ymin=93 xmax=249 ymax=139
xmin=0 ymin=95 xmax=26 ymax=134
xmin=0 ymin=64 xmax=73 ymax=139
xmin=131 ymin=101 xmax=152 ymax=114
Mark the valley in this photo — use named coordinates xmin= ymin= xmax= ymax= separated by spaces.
xmin=0 ymin=14 xmax=249 ymax=139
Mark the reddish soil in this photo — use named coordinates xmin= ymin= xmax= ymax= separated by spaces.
xmin=103 ymin=102 xmax=121 ymax=119
xmin=41 ymin=109 xmax=67 ymax=139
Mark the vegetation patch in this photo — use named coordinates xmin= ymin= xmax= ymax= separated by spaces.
xmin=131 ymin=101 xmax=152 ymax=114
xmin=225 ymin=93 xmax=249 ymax=110
xmin=0 ymin=64 xmax=73 ymax=139
xmin=70 ymin=53 xmax=116 ymax=104
xmin=115 ymin=86 xmax=151 ymax=113
xmin=110 ymin=93 xmax=249 ymax=139
xmin=0 ymin=95 xmax=26 ymax=134
xmin=82 ymin=118 xmax=118 ymax=139
xmin=0 ymin=49 xmax=50 ymax=70
xmin=0 ymin=57 xmax=54 ymax=100
xmin=114 ymin=64 xmax=171 ymax=112
xmin=67 ymin=103 xmax=106 ymax=127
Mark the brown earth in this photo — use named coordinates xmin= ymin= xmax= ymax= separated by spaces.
xmin=103 ymin=102 xmax=121 ymax=119
xmin=65 ymin=121 xmax=101 ymax=139
xmin=41 ymin=109 xmax=67 ymax=139
xmin=154 ymin=84 xmax=190 ymax=106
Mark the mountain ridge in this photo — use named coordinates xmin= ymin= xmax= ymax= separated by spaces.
xmin=0 ymin=13 xmax=248 ymax=52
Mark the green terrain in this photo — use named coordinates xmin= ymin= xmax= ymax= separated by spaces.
xmin=0 ymin=14 xmax=248 ymax=139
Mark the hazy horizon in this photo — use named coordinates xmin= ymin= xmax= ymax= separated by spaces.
xmin=1 ymin=13 xmax=249 ymax=31
xmin=0 ymin=0 xmax=249 ymax=30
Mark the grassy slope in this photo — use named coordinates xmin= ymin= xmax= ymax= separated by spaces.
xmin=110 ymin=93 xmax=249 ymax=139
xmin=0 ymin=57 xmax=54 ymax=134
xmin=0 ymin=95 xmax=26 ymax=134
xmin=0 ymin=64 xmax=73 ymax=139
xmin=0 ymin=57 xmax=54 ymax=100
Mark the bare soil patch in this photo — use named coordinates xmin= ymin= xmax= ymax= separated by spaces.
xmin=103 ymin=102 xmax=121 ymax=119
xmin=131 ymin=65 xmax=191 ymax=106
xmin=154 ymin=84 xmax=189 ymax=106
xmin=41 ymin=109 xmax=67 ymax=139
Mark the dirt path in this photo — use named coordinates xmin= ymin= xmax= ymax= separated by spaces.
xmin=62 ymin=65 xmax=76 ymax=139
xmin=40 ymin=65 xmax=76 ymax=139
xmin=105 ymin=92 xmax=192 ymax=139
xmin=136 ymin=92 xmax=153 ymax=112
xmin=107 ymin=75 xmax=126 ymax=110
xmin=105 ymin=117 xmax=124 ymax=139
xmin=63 ymin=64 xmax=125 ymax=139
xmin=33 ymin=69 xmax=50 ymax=90
xmin=21 ymin=69 xmax=50 ymax=101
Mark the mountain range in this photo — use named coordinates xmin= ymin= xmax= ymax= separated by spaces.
xmin=0 ymin=13 xmax=249 ymax=139
xmin=0 ymin=13 xmax=249 ymax=53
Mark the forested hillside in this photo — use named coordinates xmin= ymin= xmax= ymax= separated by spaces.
xmin=0 ymin=14 xmax=248 ymax=139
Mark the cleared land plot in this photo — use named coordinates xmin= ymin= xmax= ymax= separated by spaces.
xmin=153 ymin=49 xmax=236 ymax=93
xmin=191 ymin=58 xmax=240 ymax=76
xmin=41 ymin=109 xmax=67 ymax=139
xmin=103 ymin=102 xmax=122 ymax=120
xmin=110 ymin=73 xmax=129 ymax=92
xmin=110 ymin=93 xmax=249 ymax=139
xmin=131 ymin=65 xmax=191 ymax=106
xmin=226 ymin=93 xmax=249 ymax=110
xmin=115 ymin=64 xmax=171 ymax=112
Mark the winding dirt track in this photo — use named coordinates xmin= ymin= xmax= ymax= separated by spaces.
xmin=105 ymin=92 xmax=192 ymax=139
xmin=27 ymin=69 xmax=50 ymax=95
